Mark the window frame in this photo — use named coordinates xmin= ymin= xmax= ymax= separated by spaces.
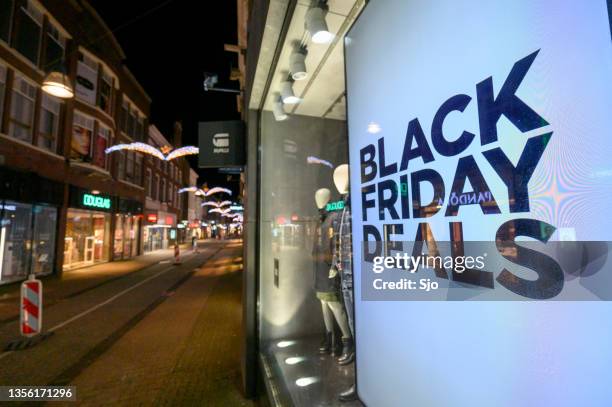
xmin=9 ymin=74 xmax=37 ymax=143
xmin=37 ymin=92 xmax=61 ymax=152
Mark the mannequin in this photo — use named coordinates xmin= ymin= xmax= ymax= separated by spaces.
xmin=331 ymin=164 xmax=357 ymax=402
xmin=312 ymin=188 xmax=351 ymax=356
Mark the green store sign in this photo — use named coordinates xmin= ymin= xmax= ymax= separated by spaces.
xmin=82 ymin=193 xmax=112 ymax=210
xmin=326 ymin=200 xmax=345 ymax=212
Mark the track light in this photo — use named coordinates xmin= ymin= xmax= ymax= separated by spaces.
xmin=290 ymin=47 xmax=308 ymax=80
xmin=273 ymin=95 xmax=288 ymax=121
xmin=280 ymin=79 xmax=300 ymax=104
xmin=306 ymin=4 xmax=333 ymax=44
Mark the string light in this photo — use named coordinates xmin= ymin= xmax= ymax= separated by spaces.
xmin=105 ymin=143 xmax=199 ymax=161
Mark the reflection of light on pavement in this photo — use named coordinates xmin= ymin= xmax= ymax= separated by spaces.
xmin=285 ymin=356 xmax=306 ymax=365
xmin=295 ymin=377 xmax=318 ymax=387
xmin=277 ymin=340 xmax=296 ymax=348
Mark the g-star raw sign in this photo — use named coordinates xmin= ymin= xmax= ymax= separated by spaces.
xmin=198 ymin=121 xmax=245 ymax=168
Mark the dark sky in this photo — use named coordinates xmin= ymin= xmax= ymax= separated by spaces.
xmin=88 ymin=0 xmax=241 ymax=196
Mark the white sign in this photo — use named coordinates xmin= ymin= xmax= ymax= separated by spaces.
xmin=346 ymin=1 xmax=612 ymax=406
xmin=75 ymin=61 xmax=98 ymax=105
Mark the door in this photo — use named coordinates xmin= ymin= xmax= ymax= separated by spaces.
xmin=84 ymin=236 xmax=95 ymax=264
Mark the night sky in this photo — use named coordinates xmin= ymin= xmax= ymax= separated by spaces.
xmin=88 ymin=0 xmax=242 ymax=196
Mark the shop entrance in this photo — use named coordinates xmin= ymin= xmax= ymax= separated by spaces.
xmin=64 ymin=209 xmax=110 ymax=270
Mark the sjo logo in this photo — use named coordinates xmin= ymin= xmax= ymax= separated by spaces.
xmin=82 ymin=193 xmax=111 ymax=209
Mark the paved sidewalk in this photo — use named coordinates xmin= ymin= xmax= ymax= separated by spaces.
xmin=0 ymin=242 xmax=202 ymax=323
xmin=61 ymin=241 xmax=253 ymax=406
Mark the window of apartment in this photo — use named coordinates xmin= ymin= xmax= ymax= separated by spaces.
xmin=167 ymin=183 xmax=171 ymax=206
xmin=0 ymin=0 xmax=13 ymax=43
xmin=0 ymin=65 xmax=6 ymax=124
xmin=120 ymin=100 xmax=128 ymax=133
xmin=153 ymin=174 xmax=159 ymax=200
xmin=37 ymin=93 xmax=61 ymax=152
xmin=71 ymin=112 xmax=94 ymax=160
xmin=14 ymin=1 xmax=42 ymax=66
xmin=92 ymin=125 xmax=111 ymax=169
xmin=98 ymin=70 xmax=112 ymax=115
xmin=9 ymin=74 xmax=36 ymax=143
xmin=135 ymin=117 xmax=144 ymax=142
xmin=117 ymin=150 xmax=126 ymax=180
xmin=127 ymin=110 xmax=136 ymax=138
xmin=134 ymin=154 xmax=143 ymax=186
xmin=44 ymin=22 xmax=65 ymax=72
xmin=160 ymin=179 xmax=165 ymax=203
xmin=76 ymin=52 xmax=98 ymax=105
xmin=145 ymin=169 xmax=152 ymax=197
xmin=125 ymin=151 xmax=134 ymax=183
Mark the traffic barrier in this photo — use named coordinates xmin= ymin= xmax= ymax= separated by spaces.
xmin=174 ymin=244 xmax=181 ymax=265
xmin=20 ymin=276 xmax=43 ymax=337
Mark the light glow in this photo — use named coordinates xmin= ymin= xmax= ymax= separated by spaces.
xmin=295 ymin=377 xmax=318 ymax=387
xmin=307 ymin=156 xmax=333 ymax=168
xmin=105 ymin=143 xmax=198 ymax=161
xmin=285 ymin=356 xmax=306 ymax=365
xmin=277 ymin=340 xmax=296 ymax=348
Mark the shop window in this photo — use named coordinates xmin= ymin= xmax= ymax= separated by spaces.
xmin=37 ymin=93 xmax=60 ymax=152
xmin=64 ymin=209 xmax=110 ymax=269
xmin=0 ymin=0 xmax=13 ymax=43
xmin=0 ymin=65 xmax=6 ymax=125
xmin=43 ymin=23 xmax=65 ymax=72
xmin=13 ymin=1 xmax=42 ymax=66
xmin=97 ymin=70 xmax=112 ymax=115
xmin=71 ymin=112 xmax=94 ymax=160
xmin=75 ymin=52 xmax=98 ymax=105
xmin=92 ymin=125 xmax=110 ymax=169
xmin=31 ymin=204 xmax=57 ymax=275
xmin=9 ymin=75 xmax=36 ymax=143
xmin=134 ymin=153 xmax=143 ymax=186
xmin=0 ymin=201 xmax=32 ymax=282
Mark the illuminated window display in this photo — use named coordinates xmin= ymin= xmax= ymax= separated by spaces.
xmin=114 ymin=214 xmax=140 ymax=260
xmin=64 ymin=209 xmax=110 ymax=269
xmin=0 ymin=201 xmax=57 ymax=284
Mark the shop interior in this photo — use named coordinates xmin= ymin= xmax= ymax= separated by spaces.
xmin=64 ymin=208 xmax=110 ymax=270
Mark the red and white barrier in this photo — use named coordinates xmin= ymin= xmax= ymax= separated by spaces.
xmin=20 ymin=277 xmax=43 ymax=337
xmin=173 ymin=244 xmax=181 ymax=265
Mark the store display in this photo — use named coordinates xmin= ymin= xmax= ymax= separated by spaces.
xmin=312 ymin=188 xmax=351 ymax=356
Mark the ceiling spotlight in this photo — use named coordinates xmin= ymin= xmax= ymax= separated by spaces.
xmin=273 ymin=95 xmax=288 ymax=121
xmin=290 ymin=48 xmax=308 ymax=80
xmin=306 ymin=4 xmax=333 ymax=44
xmin=280 ymin=79 xmax=300 ymax=104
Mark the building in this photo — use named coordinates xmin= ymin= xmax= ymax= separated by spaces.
xmin=182 ymin=167 xmax=203 ymax=240
xmin=0 ymin=0 xmax=150 ymax=283
xmin=142 ymin=124 xmax=187 ymax=252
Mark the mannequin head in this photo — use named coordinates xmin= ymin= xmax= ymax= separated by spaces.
xmin=333 ymin=164 xmax=349 ymax=194
xmin=315 ymin=188 xmax=331 ymax=209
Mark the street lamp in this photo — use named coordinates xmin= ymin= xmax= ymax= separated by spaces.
xmin=42 ymin=69 xmax=74 ymax=99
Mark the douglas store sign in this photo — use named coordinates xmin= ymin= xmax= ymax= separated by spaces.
xmin=346 ymin=1 xmax=612 ymax=406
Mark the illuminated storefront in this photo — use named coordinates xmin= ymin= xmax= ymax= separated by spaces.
xmin=113 ymin=198 xmax=143 ymax=260
xmin=0 ymin=169 xmax=62 ymax=285
xmin=143 ymin=211 xmax=177 ymax=252
xmin=64 ymin=188 xmax=111 ymax=269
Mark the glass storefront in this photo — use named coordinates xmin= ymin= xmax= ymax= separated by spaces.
xmin=113 ymin=214 xmax=140 ymax=260
xmin=63 ymin=209 xmax=110 ymax=269
xmin=246 ymin=1 xmax=367 ymax=403
xmin=0 ymin=201 xmax=57 ymax=283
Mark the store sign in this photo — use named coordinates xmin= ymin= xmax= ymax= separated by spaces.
xmin=146 ymin=214 xmax=158 ymax=223
xmin=325 ymin=200 xmax=344 ymax=212
xmin=82 ymin=193 xmax=111 ymax=210
xmin=75 ymin=61 xmax=97 ymax=104
xmin=346 ymin=1 xmax=612 ymax=406
xmin=198 ymin=121 xmax=245 ymax=168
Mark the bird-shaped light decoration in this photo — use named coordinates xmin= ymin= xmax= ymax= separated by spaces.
xmin=201 ymin=201 xmax=222 ymax=208
xmin=105 ymin=143 xmax=199 ymax=161
xmin=209 ymin=208 xmax=233 ymax=215
xmin=204 ymin=187 xmax=232 ymax=197
xmin=219 ymin=200 xmax=232 ymax=207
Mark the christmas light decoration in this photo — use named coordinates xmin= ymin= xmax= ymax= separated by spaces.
xmin=204 ymin=187 xmax=232 ymax=197
xmin=105 ymin=143 xmax=199 ymax=161
xmin=219 ymin=200 xmax=232 ymax=207
xmin=201 ymin=201 xmax=221 ymax=208
xmin=307 ymin=156 xmax=333 ymax=168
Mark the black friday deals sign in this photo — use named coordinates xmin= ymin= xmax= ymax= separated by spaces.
xmin=345 ymin=0 xmax=612 ymax=406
